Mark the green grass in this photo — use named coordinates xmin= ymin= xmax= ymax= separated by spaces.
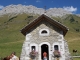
xmin=0 ymin=41 xmax=23 ymax=57
xmin=73 ymin=58 xmax=80 ymax=60
xmin=0 ymin=13 xmax=39 ymax=57
xmin=0 ymin=13 xmax=80 ymax=59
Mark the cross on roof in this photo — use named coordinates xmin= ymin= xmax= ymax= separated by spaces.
xmin=44 ymin=6 xmax=47 ymax=13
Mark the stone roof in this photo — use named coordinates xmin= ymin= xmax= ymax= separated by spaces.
xmin=20 ymin=14 xmax=69 ymax=36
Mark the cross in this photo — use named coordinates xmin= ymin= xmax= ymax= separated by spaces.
xmin=44 ymin=6 xmax=47 ymax=13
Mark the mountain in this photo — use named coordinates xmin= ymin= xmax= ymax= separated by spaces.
xmin=0 ymin=4 xmax=80 ymax=57
xmin=0 ymin=4 xmax=72 ymax=17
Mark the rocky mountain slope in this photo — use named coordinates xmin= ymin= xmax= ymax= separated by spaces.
xmin=0 ymin=4 xmax=72 ymax=17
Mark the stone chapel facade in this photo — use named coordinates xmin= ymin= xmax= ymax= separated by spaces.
xmin=20 ymin=14 xmax=72 ymax=60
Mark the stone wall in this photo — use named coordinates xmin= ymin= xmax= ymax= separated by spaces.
xmin=64 ymin=40 xmax=73 ymax=60
xmin=26 ymin=21 xmax=62 ymax=44
xmin=20 ymin=21 xmax=73 ymax=60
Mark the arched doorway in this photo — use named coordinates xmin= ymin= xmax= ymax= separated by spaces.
xmin=41 ymin=44 xmax=49 ymax=60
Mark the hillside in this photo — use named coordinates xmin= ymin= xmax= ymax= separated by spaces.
xmin=0 ymin=13 xmax=80 ymax=57
xmin=52 ymin=14 xmax=80 ymax=56
xmin=0 ymin=5 xmax=80 ymax=58
xmin=0 ymin=13 xmax=39 ymax=57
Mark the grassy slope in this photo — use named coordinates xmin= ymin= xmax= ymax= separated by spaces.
xmin=52 ymin=14 xmax=80 ymax=56
xmin=0 ymin=14 xmax=80 ymax=58
xmin=63 ymin=15 xmax=80 ymax=56
xmin=0 ymin=13 xmax=38 ymax=57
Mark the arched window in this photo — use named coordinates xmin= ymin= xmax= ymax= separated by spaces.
xmin=41 ymin=30 xmax=47 ymax=34
xmin=39 ymin=29 xmax=49 ymax=36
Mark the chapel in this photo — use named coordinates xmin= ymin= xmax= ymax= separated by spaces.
xmin=20 ymin=14 xmax=72 ymax=60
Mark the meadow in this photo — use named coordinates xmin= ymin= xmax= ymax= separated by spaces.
xmin=0 ymin=14 xmax=80 ymax=60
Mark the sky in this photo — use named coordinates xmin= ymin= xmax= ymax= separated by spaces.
xmin=0 ymin=0 xmax=80 ymax=14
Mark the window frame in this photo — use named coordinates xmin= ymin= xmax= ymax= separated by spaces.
xmin=39 ymin=29 xmax=49 ymax=36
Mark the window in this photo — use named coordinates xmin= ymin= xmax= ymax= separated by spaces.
xmin=31 ymin=46 xmax=35 ymax=51
xmin=41 ymin=30 xmax=47 ymax=34
xmin=54 ymin=45 xmax=59 ymax=50
xmin=30 ymin=43 xmax=38 ymax=52
xmin=53 ymin=45 xmax=61 ymax=57
xmin=39 ymin=29 xmax=49 ymax=36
